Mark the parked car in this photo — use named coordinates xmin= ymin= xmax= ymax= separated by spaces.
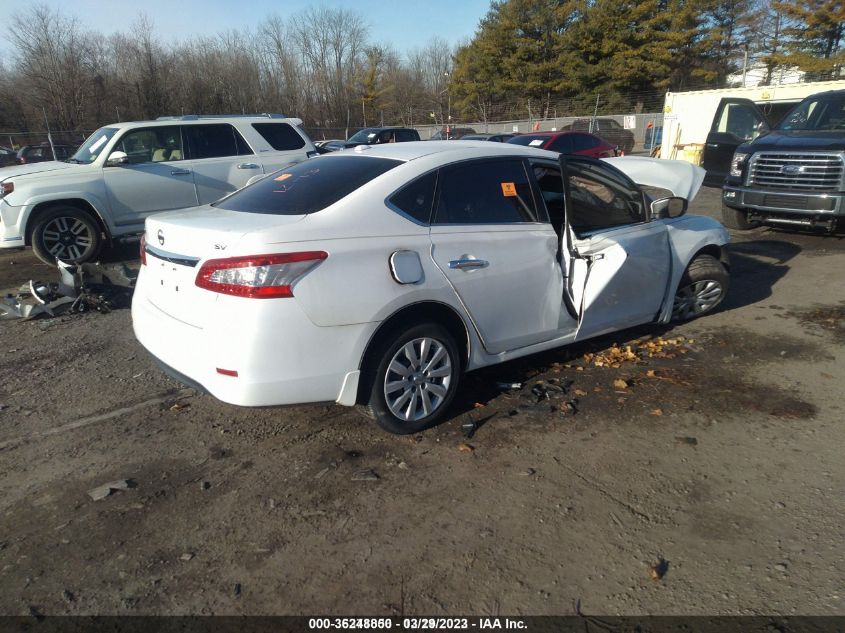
xmin=429 ymin=127 xmax=476 ymax=140
xmin=460 ymin=133 xmax=516 ymax=142
xmin=508 ymin=131 xmax=617 ymax=158
xmin=0 ymin=146 xmax=17 ymax=167
xmin=132 ymin=141 xmax=730 ymax=435
xmin=341 ymin=127 xmax=420 ymax=149
xmin=563 ymin=118 xmax=635 ymax=154
xmin=719 ymin=89 xmax=845 ymax=232
xmin=16 ymin=143 xmax=77 ymax=164
xmin=0 ymin=114 xmax=317 ymax=264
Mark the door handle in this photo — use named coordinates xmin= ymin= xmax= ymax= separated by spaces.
xmin=448 ymin=258 xmax=488 ymax=270
xmin=170 ymin=169 xmax=191 ymax=176
xmin=237 ymin=163 xmax=259 ymax=169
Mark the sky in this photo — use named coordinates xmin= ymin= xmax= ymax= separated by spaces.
xmin=0 ymin=0 xmax=492 ymax=57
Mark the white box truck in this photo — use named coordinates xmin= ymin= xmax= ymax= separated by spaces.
xmin=659 ymin=80 xmax=845 ymax=184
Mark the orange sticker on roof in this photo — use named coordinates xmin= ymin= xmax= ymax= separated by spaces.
xmin=501 ymin=182 xmax=517 ymax=197
xmin=274 ymin=173 xmax=292 ymax=181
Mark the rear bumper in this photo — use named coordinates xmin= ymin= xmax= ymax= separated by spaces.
xmin=723 ymin=186 xmax=845 ymax=218
xmin=131 ymin=269 xmax=378 ymax=407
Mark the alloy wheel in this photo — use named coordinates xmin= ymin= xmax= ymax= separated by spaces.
xmin=672 ymin=279 xmax=724 ymax=320
xmin=383 ymin=337 xmax=453 ymax=422
xmin=41 ymin=216 xmax=94 ymax=261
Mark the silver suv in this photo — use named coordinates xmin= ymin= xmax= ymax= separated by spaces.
xmin=0 ymin=114 xmax=316 ymax=264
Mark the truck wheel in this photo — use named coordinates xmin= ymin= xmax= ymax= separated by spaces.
xmin=672 ymin=254 xmax=729 ymax=322
xmin=30 ymin=206 xmax=102 ymax=265
xmin=721 ymin=203 xmax=753 ymax=230
xmin=357 ymin=323 xmax=460 ymax=435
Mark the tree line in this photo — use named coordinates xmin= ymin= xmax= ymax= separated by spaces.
xmin=0 ymin=0 xmax=841 ymax=139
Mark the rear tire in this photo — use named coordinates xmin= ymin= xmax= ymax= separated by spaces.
xmin=721 ymin=203 xmax=753 ymax=231
xmin=672 ymin=254 xmax=729 ymax=322
xmin=30 ymin=205 xmax=102 ymax=265
xmin=358 ymin=322 xmax=460 ymax=435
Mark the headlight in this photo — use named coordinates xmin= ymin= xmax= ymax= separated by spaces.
xmin=0 ymin=182 xmax=13 ymax=197
xmin=729 ymin=152 xmax=748 ymax=178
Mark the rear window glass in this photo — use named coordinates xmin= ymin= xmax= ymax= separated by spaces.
xmin=252 ymin=123 xmax=306 ymax=151
xmin=214 ymin=155 xmax=402 ymax=215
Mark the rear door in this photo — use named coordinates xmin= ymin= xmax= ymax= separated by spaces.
xmin=184 ymin=123 xmax=257 ymax=204
xmin=557 ymin=157 xmax=672 ymax=340
xmin=701 ymin=98 xmax=769 ymax=183
xmin=429 ymin=157 xmax=563 ymax=355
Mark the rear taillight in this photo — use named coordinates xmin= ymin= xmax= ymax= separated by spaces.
xmin=140 ymin=233 xmax=147 ymax=265
xmin=195 ymin=251 xmax=328 ymax=298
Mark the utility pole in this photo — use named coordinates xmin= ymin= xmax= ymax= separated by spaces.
xmin=742 ymin=46 xmax=749 ymax=88
xmin=592 ymin=94 xmax=600 ymax=134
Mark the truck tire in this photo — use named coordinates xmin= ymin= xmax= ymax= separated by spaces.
xmin=30 ymin=205 xmax=102 ymax=265
xmin=721 ymin=202 xmax=753 ymax=231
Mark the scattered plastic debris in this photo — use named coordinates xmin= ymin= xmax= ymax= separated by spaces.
xmin=87 ymin=479 xmax=135 ymax=501
xmin=457 ymin=442 xmax=474 ymax=454
xmin=496 ymin=382 xmax=523 ymax=391
xmin=0 ymin=261 xmax=135 ymax=320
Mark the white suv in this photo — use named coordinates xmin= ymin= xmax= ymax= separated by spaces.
xmin=0 ymin=114 xmax=316 ymax=264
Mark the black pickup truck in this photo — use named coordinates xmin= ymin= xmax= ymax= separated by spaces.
xmin=717 ymin=89 xmax=845 ymax=232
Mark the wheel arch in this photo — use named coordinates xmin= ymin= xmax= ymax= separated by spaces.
xmin=688 ymin=243 xmax=730 ymax=272
xmin=356 ymin=300 xmax=471 ymax=403
xmin=24 ymin=198 xmax=111 ymax=246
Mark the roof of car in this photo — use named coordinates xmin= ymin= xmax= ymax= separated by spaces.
xmin=104 ymin=116 xmax=303 ymax=130
xmin=329 ymin=140 xmax=558 ymax=162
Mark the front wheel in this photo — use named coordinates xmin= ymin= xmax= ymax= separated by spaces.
xmin=358 ymin=323 xmax=460 ymax=434
xmin=30 ymin=206 xmax=102 ymax=265
xmin=672 ymin=254 xmax=729 ymax=322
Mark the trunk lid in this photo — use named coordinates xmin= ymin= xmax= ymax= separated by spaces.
xmin=142 ymin=206 xmax=307 ymax=327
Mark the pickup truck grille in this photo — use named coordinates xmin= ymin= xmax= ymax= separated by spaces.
xmin=748 ymin=153 xmax=843 ymax=192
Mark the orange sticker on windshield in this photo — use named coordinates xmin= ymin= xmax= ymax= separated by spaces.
xmin=501 ymin=182 xmax=517 ymax=197
xmin=274 ymin=173 xmax=292 ymax=182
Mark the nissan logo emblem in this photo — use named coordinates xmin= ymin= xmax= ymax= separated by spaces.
xmin=157 ymin=229 xmax=165 ymax=246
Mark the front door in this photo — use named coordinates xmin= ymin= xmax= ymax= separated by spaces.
xmin=103 ymin=125 xmax=198 ymax=228
xmin=429 ymin=158 xmax=563 ymax=355
xmin=556 ymin=157 xmax=672 ymax=340
xmin=701 ymin=98 xmax=769 ymax=185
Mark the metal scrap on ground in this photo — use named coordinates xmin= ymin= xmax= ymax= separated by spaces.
xmin=1 ymin=261 xmax=135 ymax=320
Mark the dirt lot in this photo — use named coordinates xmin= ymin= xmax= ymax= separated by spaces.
xmin=1 ymin=186 xmax=844 ymax=616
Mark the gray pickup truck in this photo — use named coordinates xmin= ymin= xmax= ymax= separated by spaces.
xmin=719 ymin=90 xmax=845 ymax=232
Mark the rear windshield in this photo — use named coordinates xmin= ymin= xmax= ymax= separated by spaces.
xmin=508 ymin=135 xmax=551 ymax=147
xmin=214 ymin=155 xmax=402 ymax=215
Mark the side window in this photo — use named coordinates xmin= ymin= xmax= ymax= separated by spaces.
xmin=116 ymin=126 xmax=183 ymax=164
xmin=252 ymin=123 xmax=306 ymax=151
xmin=548 ymin=135 xmax=573 ymax=154
xmin=531 ymin=163 xmax=564 ymax=228
xmin=184 ymin=124 xmax=244 ymax=159
xmin=434 ymin=159 xmax=540 ymax=224
xmin=389 ymin=171 xmax=437 ymax=224
xmin=396 ymin=130 xmax=417 ymax=142
xmin=567 ymin=159 xmax=645 ymax=235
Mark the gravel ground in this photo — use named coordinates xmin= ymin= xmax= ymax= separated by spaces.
xmin=0 ymin=186 xmax=844 ymax=615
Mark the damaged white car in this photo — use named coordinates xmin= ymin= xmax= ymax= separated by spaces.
xmin=131 ymin=142 xmax=729 ymax=434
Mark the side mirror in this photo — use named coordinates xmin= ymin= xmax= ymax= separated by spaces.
xmin=651 ymin=196 xmax=687 ymax=220
xmin=105 ymin=151 xmax=128 ymax=167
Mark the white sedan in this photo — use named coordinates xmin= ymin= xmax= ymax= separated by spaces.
xmin=132 ymin=142 xmax=729 ymax=434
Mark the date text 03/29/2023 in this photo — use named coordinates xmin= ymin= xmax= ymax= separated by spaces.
xmin=307 ymin=617 xmax=528 ymax=630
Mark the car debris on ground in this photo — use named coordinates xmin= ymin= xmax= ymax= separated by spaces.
xmin=1 ymin=260 xmax=135 ymax=320
xmin=87 ymin=479 xmax=136 ymax=501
